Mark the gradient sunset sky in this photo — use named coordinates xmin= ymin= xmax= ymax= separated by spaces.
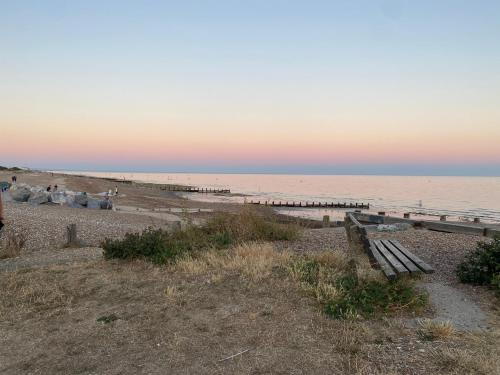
xmin=1 ymin=1 xmax=499 ymax=175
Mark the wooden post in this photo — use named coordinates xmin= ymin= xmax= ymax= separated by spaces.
xmin=323 ymin=215 xmax=330 ymax=227
xmin=66 ymin=224 xmax=79 ymax=247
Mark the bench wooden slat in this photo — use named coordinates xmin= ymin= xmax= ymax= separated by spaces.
xmin=368 ymin=240 xmax=396 ymax=280
xmin=373 ymin=240 xmax=409 ymax=274
xmin=388 ymin=240 xmax=434 ymax=274
xmin=380 ymin=240 xmax=420 ymax=273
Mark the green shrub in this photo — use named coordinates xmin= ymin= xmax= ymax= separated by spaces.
xmin=289 ymin=254 xmax=427 ymax=320
xmin=102 ymin=209 xmax=301 ymax=264
xmin=324 ymin=277 xmax=427 ymax=319
xmin=456 ymin=237 xmax=500 ymax=292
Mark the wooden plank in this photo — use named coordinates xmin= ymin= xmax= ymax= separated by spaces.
xmin=373 ymin=240 xmax=409 ymax=274
xmin=389 ymin=240 xmax=434 ymax=274
xmin=381 ymin=240 xmax=420 ymax=273
xmin=368 ymin=240 xmax=396 ymax=280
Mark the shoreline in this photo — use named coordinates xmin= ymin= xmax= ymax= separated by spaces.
xmin=2 ymin=170 xmax=500 ymax=230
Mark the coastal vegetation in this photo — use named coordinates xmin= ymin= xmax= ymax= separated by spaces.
xmin=102 ymin=208 xmax=300 ymax=264
xmin=457 ymin=237 xmax=500 ymax=293
xmin=289 ymin=252 xmax=427 ymax=319
xmin=0 ymin=165 xmax=23 ymax=171
xmin=104 ymin=212 xmax=427 ymax=320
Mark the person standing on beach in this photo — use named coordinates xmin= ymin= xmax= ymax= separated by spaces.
xmin=115 ymin=186 xmax=119 ymax=196
xmin=0 ymin=190 xmax=4 ymax=232
xmin=11 ymin=175 xmax=16 ymax=184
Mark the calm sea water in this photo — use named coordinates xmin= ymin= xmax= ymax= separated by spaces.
xmin=64 ymin=172 xmax=500 ymax=223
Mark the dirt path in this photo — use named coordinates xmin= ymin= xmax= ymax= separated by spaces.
xmin=420 ymin=282 xmax=489 ymax=331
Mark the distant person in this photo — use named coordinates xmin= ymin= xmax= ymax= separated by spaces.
xmin=115 ymin=186 xmax=119 ymax=196
xmin=0 ymin=191 xmax=4 ymax=232
xmin=11 ymin=175 xmax=17 ymax=184
xmin=46 ymin=185 xmax=52 ymax=192
xmin=108 ymin=188 xmax=113 ymax=196
xmin=54 ymin=184 xmax=58 ymax=191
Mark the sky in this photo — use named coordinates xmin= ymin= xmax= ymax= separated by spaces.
xmin=1 ymin=1 xmax=499 ymax=175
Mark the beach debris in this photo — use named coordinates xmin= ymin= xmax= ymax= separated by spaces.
xmin=376 ymin=223 xmax=412 ymax=232
xmin=218 ymin=349 xmax=250 ymax=362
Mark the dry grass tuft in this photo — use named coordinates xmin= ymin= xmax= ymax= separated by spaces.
xmin=174 ymin=242 xmax=291 ymax=283
xmin=164 ymin=285 xmax=181 ymax=299
xmin=0 ymin=229 xmax=27 ymax=259
xmin=418 ymin=319 xmax=456 ymax=340
xmin=431 ymin=345 xmax=500 ymax=374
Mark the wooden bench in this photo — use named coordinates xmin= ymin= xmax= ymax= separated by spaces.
xmin=344 ymin=213 xmax=434 ymax=280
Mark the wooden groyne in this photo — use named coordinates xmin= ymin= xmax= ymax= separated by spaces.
xmin=246 ymin=200 xmax=369 ymax=209
xmin=161 ymin=185 xmax=231 ymax=193
xmin=351 ymin=212 xmax=500 ymax=238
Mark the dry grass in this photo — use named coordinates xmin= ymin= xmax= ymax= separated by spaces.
xmin=0 ymin=249 xmax=499 ymax=374
xmin=418 ymin=319 xmax=456 ymax=340
xmin=0 ymin=269 xmax=73 ymax=319
xmin=0 ymin=229 xmax=27 ymax=259
xmin=430 ymin=331 xmax=500 ymax=374
xmin=174 ymin=242 xmax=291 ymax=283
xmin=164 ymin=285 xmax=181 ymax=299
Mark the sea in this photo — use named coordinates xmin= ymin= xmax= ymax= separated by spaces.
xmin=62 ymin=172 xmax=500 ymax=224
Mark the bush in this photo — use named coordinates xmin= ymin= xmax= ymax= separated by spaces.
xmin=289 ymin=253 xmax=427 ymax=319
xmin=102 ymin=209 xmax=301 ymax=264
xmin=457 ymin=237 xmax=500 ymax=292
xmin=324 ymin=276 xmax=427 ymax=319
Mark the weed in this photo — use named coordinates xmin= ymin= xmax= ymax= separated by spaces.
xmin=96 ymin=313 xmax=119 ymax=324
xmin=164 ymin=286 xmax=180 ymax=298
xmin=457 ymin=237 xmax=500 ymax=293
xmin=418 ymin=319 xmax=455 ymax=341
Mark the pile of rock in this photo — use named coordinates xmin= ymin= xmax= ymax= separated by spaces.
xmin=4 ymin=184 xmax=113 ymax=210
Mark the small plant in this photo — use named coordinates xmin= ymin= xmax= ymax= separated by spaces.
xmin=457 ymin=237 xmax=500 ymax=292
xmin=324 ymin=277 xmax=427 ymax=319
xmin=418 ymin=319 xmax=456 ymax=341
xmin=164 ymin=286 xmax=180 ymax=299
xmin=97 ymin=313 xmax=119 ymax=324
xmin=0 ymin=229 xmax=27 ymax=259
